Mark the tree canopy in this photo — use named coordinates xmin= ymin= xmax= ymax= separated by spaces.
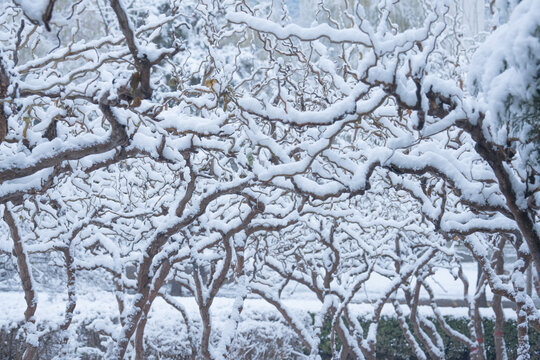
xmin=0 ymin=0 xmax=539 ymax=359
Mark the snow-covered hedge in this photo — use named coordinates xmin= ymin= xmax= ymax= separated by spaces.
xmin=2 ymin=309 xmax=539 ymax=360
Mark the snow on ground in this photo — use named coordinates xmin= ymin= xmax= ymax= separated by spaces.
xmin=2 ymin=261 xmax=530 ymax=333
xmin=0 ymin=289 xmax=518 ymax=334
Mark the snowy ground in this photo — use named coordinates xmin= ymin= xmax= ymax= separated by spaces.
xmin=0 ymin=263 xmax=526 ymax=360
xmin=1 ymin=290 xmax=519 ymax=333
xmin=3 ymin=261 xmax=537 ymax=342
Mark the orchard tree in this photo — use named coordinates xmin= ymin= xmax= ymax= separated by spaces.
xmin=0 ymin=0 xmax=539 ymax=360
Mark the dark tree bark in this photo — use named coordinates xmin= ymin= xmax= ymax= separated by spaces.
xmin=4 ymin=207 xmax=38 ymax=360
